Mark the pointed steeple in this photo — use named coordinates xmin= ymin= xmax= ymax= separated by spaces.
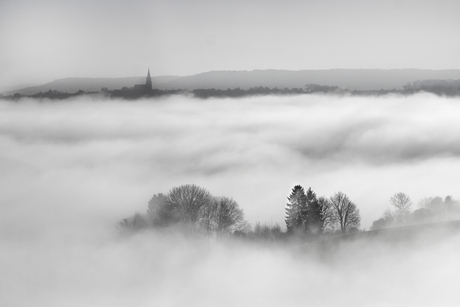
xmin=146 ymin=68 xmax=152 ymax=90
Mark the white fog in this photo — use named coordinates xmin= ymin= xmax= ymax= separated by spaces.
xmin=1 ymin=94 xmax=460 ymax=306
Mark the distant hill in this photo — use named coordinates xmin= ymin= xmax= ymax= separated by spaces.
xmin=159 ymin=69 xmax=460 ymax=91
xmin=5 ymin=69 xmax=460 ymax=95
xmin=3 ymin=76 xmax=179 ymax=96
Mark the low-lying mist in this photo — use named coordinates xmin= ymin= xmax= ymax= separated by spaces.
xmin=1 ymin=93 xmax=460 ymax=306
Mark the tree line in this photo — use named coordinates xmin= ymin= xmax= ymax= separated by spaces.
xmin=371 ymin=192 xmax=460 ymax=230
xmin=119 ymin=184 xmax=460 ymax=240
xmin=285 ymin=186 xmax=361 ymax=235
xmin=118 ymin=184 xmax=362 ymax=240
xmin=119 ymin=184 xmax=249 ymax=236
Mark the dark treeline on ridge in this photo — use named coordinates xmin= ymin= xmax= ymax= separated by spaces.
xmin=0 ymin=85 xmax=342 ymax=101
xmin=119 ymin=183 xmax=359 ymax=241
xmin=3 ymin=79 xmax=460 ymax=101
xmin=120 ymin=184 xmax=460 ymax=243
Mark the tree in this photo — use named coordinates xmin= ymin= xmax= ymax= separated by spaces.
xmin=252 ymin=222 xmax=282 ymax=241
xmin=389 ymin=192 xmax=412 ymax=224
xmin=147 ymin=193 xmax=176 ymax=227
xmin=370 ymin=208 xmax=395 ymax=230
xmin=444 ymin=196 xmax=460 ymax=217
xmin=119 ymin=184 xmax=251 ymax=236
xmin=329 ymin=192 xmax=361 ymax=233
xmin=285 ymin=185 xmax=307 ymax=233
xmin=410 ymin=208 xmax=432 ymax=224
xmin=416 ymin=195 xmax=460 ymax=222
xmin=202 ymin=196 xmax=248 ymax=236
xmin=304 ymin=187 xmax=322 ymax=234
xmin=164 ymin=184 xmax=213 ymax=228
xmin=370 ymin=218 xmax=386 ymax=230
xmin=318 ymin=196 xmax=335 ymax=232
xmin=118 ymin=212 xmax=148 ymax=233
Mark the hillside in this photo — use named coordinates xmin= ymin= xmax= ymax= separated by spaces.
xmin=160 ymin=69 xmax=460 ymax=91
xmin=5 ymin=69 xmax=460 ymax=95
xmin=321 ymin=220 xmax=460 ymax=246
xmin=3 ymin=76 xmax=180 ymax=96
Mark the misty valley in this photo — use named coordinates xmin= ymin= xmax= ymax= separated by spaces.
xmin=3 ymin=0 xmax=460 ymax=304
xmin=2 ymin=94 xmax=460 ymax=306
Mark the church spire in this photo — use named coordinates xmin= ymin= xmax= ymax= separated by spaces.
xmin=146 ymin=68 xmax=152 ymax=90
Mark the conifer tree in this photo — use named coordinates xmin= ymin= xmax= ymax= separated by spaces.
xmin=285 ymin=185 xmax=307 ymax=233
xmin=304 ymin=187 xmax=322 ymax=234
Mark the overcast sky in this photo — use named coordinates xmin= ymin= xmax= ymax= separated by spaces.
xmin=1 ymin=0 xmax=460 ymax=91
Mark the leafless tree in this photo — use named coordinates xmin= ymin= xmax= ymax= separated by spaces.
xmin=318 ymin=196 xmax=336 ymax=232
xmin=165 ymin=184 xmax=213 ymax=227
xmin=389 ymin=192 xmax=412 ymax=224
xmin=201 ymin=196 xmax=248 ymax=236
xmin=213 ymin=197 xmax=247 ymax=235
xmin=329 ymin=192 xmax=361 ymax=233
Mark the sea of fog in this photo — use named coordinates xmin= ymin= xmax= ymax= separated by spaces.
xmin=1 ymin=93 xmax=460 ymax=306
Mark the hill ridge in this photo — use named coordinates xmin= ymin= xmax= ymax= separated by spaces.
xmin=5 ymin=69 xmax=460 ymax=95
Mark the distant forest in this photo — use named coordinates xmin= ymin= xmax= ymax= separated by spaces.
xmin=119 ymin=184 xmax=460 ymax=242
xmin=2 ymin=79 xmax=460 ymax=101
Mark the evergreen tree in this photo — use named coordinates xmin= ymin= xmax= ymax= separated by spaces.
xmin=304 ymin=187 xmax=322 ymax=234
xmin=285 ymin=185 xmax=307 ymax=233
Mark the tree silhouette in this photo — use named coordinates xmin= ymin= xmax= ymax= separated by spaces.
xmin=318 ymin=196 xmax=335 ymax=232
xmin=370 ymin=208 xmax=395 ymax=230
xmin=200 ymin=196 xmax=248 ymax=236
xmin=389 ymin=192 xmax=412 ymax=224
xmin=329 ymin=192 xmax=361 ymax=233
xmin=165 ymin=184 xmax=213 ymax=228
xmin=147 ymin=193 xmax=177 ymax=227
xmin=304 ymin=187 xmax=322 ymax=234
xmin=285 ymin=185 xmax=307 ymax=233
xmin=212 ymin=197 xmax=247 ymax=235
xmin=118 ymin=212 xmax=148 ymax=233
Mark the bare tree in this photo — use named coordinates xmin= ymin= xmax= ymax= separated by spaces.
xmin=211 ymin=197 xmax=247 ymax=235
xmin=329 ymin=192 xmax=361 ymax=233
xmin=318 ymin=196 xmax=336 ymax=232
xmin=389 ymin=192 xmax=412 ymax=224
xmin=165 ymin=184 xmax=213 ymax=227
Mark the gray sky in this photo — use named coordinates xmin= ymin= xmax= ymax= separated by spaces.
xmin=1 ymin=0 xmax=460 ymax=91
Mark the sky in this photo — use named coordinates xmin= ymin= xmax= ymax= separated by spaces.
xmin=1 ymin=0 xmax=460 ymax=91
xmin=2 ymin=94 xmax=460 ymax=305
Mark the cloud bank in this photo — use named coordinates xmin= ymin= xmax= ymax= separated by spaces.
xmin=1 ymin=93 xmax=460 ymax=306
